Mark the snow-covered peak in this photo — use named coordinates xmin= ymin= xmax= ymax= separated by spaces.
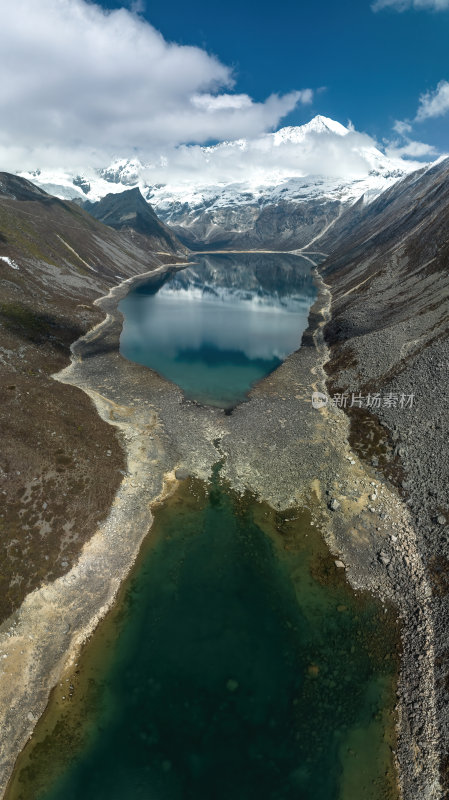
xmin=99 ymin=158 xmax=143 ymax=186
xmin=273 ymin=115 xmax=349 ymax=145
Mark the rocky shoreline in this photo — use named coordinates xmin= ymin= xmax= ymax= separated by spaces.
xmin=317 ymin=161 xmax=449 ymax=797
xmin=0 ymin=258 xmax=442 ymax=799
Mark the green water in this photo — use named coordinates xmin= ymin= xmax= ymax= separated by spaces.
xmin=118 ymin=253 xmax=317 ymax=408
xmin=8 ymin=471 xmax=399 ymax=800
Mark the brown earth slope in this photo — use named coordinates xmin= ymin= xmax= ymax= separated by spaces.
xmin=0 ymin=173 xmax=185 ymax=623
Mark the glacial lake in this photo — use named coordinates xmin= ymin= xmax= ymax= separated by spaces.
xmin=7 ymin=469 xmax=399 ymax=800
xmin=118 ymin=253 xmax=317 ymax=408
xmin=5 ymin=252 xmax=400 ymax=800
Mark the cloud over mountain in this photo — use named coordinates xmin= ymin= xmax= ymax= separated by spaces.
xmin=136 ymin=118 xmax=401 ymax=187
xmin=0 ymin=0 xmax=310 ymax=170
xmin=23 ymin=116 xmax=424 ymax=204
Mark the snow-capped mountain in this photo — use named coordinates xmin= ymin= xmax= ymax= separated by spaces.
xmin=271 ymin=115 xmax=349 ymax=144
xmin=19 ymin=115 xmax=423 ymax=250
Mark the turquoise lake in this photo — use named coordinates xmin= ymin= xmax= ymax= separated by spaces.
xmin=118 ymin=253 xmax=317 ymax=408
xmin=7 ymin=471 xmax=399 ymax=800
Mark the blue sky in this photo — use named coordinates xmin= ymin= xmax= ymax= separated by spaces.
xmin=0 ymin=0 xmax=447 ymax=172
xmin=100 ymin=0 xmax=449 ymax=152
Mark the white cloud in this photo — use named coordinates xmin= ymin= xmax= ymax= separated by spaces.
xmin=415 ymin=80 xmax=449 ymax=120
xmin=386 ymin=114 xmax=438 ymax=160
xmin=191 ymin=94 xmax=254 ymax=111
xmin=387 ymin=80 xmax=448 ymax=158
xmin=0 ymin=0 xmax=311 ymax=171
xmin=132 ymin=121 xmax=419 ymax=187
xmin=393 ymin=120 xmax=413 ymax=135
xmin=386 ymin=139 xmax=437 ymax=158
xmin=373 ymin=0 xmax=449 ymax=10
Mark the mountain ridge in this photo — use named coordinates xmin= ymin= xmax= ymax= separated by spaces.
xmin=84 ymin=187 xmax=187 ymax=255
xmin=17 ymin=114 xmax=425 ymax=251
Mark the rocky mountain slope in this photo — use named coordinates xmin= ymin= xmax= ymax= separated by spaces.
xmin=84 ymin=187 xmax=187 ymax=255
xmin=318 ymin=156 xmax=449 ymax=795
xmin=154 ymin=188 xmax=344 ymax=251
xmin=0 ymin=173 xmax=183 ymax=624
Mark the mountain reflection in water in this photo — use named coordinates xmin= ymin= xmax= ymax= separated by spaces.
xmin=119 ymin=253 xmax=317 ymax=407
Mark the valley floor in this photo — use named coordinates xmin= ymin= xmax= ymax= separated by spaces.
xmin=0 ymin=259 xmax=444 ymax=800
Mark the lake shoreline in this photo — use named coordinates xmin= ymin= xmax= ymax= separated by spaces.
xmin=5 ymin=472 xmax=401 ymax=800
xmin=0 ymin=255 xmax=440 ymax=799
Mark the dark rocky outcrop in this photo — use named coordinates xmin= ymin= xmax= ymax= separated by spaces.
xmin=84 ymin=188 xmax=187 ymax=255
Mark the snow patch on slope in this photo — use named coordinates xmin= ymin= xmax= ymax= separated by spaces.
xmin=0 ymin=256 xmax=19 ymax=270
